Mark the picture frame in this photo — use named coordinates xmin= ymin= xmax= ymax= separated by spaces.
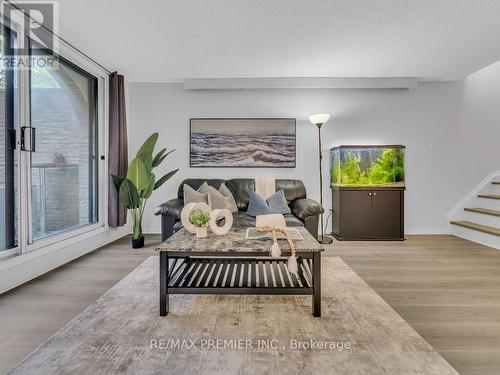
xmin=190 ymin=118 xmax=296 ymax=168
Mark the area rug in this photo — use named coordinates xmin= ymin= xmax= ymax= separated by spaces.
xmin=10 ymin=256 xmax=457 ymax=375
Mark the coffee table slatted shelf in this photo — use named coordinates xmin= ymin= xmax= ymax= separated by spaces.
xmin=168 ymin=257 xmax=314 ymax=292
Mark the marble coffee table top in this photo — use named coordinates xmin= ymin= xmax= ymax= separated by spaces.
xmin=156 ymin=227 xmax=324 ymax=253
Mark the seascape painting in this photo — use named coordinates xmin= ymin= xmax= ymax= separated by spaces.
xmin=190 ymin=118 xmax=296 ymax=168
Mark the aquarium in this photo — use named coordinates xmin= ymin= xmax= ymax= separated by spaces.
xmin=330 ymin=145 xmax=405 ymax=187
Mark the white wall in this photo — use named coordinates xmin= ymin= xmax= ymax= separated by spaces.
xmin=458 ymin=61 xmax=500 ymax=188
xmin=129 ymin=79 xmax=480 ymax=235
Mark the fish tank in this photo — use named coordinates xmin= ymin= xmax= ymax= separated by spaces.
xmin=330 ymin=145 xmax=405 ymax=187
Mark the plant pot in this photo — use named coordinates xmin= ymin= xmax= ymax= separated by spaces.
xmin=196 ymin=227 xmax=208 ymax=238
xmin=132 ymin=236 xmax=145 ymax=249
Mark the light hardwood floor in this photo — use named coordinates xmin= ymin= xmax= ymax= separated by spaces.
xmin=1 ymin=234 xmax=500 ymax=374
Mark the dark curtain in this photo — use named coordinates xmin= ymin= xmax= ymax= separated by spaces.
xmin=108 ymin=72 xmax=128 ymax=227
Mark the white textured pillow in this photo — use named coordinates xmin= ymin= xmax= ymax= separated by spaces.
xmin=183 ymin=182 xmax=209 ymax=205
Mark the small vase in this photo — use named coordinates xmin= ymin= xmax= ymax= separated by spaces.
xmin=196 ymin=227 xmax=208 ymax=238
xmin=132 ymin=236 xmax=145 ymax=249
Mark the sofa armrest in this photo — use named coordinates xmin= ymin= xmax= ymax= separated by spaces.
xmin=291 ymin=198 xmax=324 ymax=220
xmin=154 ymin=198 xmax=183 ymax=219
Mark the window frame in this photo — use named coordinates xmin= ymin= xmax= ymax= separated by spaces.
xmin=0 ymin=12 xmax=110 ymax=256
xmin=0 ymin=21 xmax=20 ymax=259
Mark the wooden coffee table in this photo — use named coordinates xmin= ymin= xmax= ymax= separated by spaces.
xmin=156 ymin=227 xmax=324 ymax=317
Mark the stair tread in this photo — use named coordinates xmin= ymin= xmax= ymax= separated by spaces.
xmin=450 ymin=220 xmax=500 ymax=236
xmin=478 ymin=194 xmax=500 ymax=200
xmin=464 ymin=207 xmax=500 ymax=217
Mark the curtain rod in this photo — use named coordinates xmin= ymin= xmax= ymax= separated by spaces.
xmin=5 ymin=0 xmax=112 ymax=74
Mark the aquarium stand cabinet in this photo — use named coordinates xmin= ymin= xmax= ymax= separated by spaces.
xmin=331 ymin=186 xmax=405 ymax=240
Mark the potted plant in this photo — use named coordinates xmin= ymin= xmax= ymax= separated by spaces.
xmin=112 ymin=133 xmax=179 ymax=248
xmin=189 ymin=210 xmax=211 ymax=238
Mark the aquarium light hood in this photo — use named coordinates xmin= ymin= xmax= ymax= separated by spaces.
xmin=184 ymin=77 xmax=418 ymax=90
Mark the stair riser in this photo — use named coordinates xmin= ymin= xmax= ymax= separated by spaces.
xmin=461 ymin=211 xmax=500 ymax=227
xmin=473 ymin=197 xmax=500 ymax=211
xmin=481 ymin=185 xmax=500 ymax=195
xmin=450 ymin=225 xmax=500 ymax=250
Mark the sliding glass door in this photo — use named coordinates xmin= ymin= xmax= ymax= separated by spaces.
xmin=0 ymin=17 xmax=104 ymax=257
xmin=29 ymin=48 xmax=98 ymax=241
xmin=0 ymin=24 xmax=18 ymax=255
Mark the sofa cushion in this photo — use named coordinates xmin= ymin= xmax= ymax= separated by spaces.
xmin=231 ymin=211 xmax=257 ymax=228
xmin=283 ymin=214 xmax=304 ymax=227
xmin=225 ymin=179 xmax=255 ymax=210
xmin=231 ymin=212 xmax=303 ymax=228
xmin=275 ymin=179 xmax=307 ymax=203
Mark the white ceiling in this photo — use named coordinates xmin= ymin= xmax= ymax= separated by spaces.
xmin=57 ymin=0 xmax=500 ymax=82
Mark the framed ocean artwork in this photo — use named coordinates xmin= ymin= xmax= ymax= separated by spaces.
xmin=190 ymin=118 xmax=296 ymax=168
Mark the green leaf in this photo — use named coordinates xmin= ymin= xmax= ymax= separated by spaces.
xmin=136 ymin=133 xmax=158 ymax=160
xmin=154 ymin=169 xmax=179 ymax=190
xmin=127 ymin=158 xmax=149 ymax=190
xmin=142 ymin=152 xmax=153 ymax=174
xmin=118 ymin=178 xmax=140 ymax=208
xmin=153 ymin=149 xmax=175 ymax=168
xmin=111 ymin=175 xmax=124 ymax=193
xmin=153 ymin=148 xmax=167 ymax=168
xmin=152 ymin=148 xmax=166 ymax=165
xmin=141 ymin=173 xmax=155 ymax=199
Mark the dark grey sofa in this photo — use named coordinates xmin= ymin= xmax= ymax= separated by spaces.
xmin=155 ymin=178 xmax=324 ymax=241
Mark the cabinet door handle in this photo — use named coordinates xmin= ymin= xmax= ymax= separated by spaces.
xmin=373 ymin=192 xmax=377 ymax=196
xmin=368 ymin=192 xmax=372 ymax=196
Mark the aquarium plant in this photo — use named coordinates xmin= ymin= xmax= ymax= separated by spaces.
xmin=112 ymin=133 xmax=179 ymax=248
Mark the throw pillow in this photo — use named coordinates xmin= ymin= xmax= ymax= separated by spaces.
xmin=207 ymin=187 xmax=233 ymax=211
xmin=246 ymin=189 xmax=291 ymax=217
xmin=183 ymin=182 xmax=209 ymax=205
xmin=218 ymin=183 xmax=238 ymax=213
xmin=266 ymin=189 xmax=291 ymax=214
xmin=197 ymin=182 xmax=210 ymax=195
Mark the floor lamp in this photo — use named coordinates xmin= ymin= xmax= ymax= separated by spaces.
xmin=309 ymin=114 xmax=333 ymax=244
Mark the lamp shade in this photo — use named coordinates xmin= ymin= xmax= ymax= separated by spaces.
xmin=309 ymin=113 xmax=330 ymax=125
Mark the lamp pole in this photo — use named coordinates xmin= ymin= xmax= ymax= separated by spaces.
xmin=316 ymin=123 xmax=333 ymax=244
xmin=309 ymin=113 xmax=333 ymax=245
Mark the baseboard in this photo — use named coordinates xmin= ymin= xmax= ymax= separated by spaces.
xmin=404 ymin=227 xmax=448 ymax=235
xmin=0 ymin=226 xmax=129 ymax=294
xmin=142 ymin=226 xmax=162 ymax=235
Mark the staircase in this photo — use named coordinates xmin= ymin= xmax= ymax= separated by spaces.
xmin=449 ymin=173 xmax=500 ymax=249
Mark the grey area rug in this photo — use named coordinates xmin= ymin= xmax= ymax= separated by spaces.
xmin=10 ymin=256 xmax=458 ymax=375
